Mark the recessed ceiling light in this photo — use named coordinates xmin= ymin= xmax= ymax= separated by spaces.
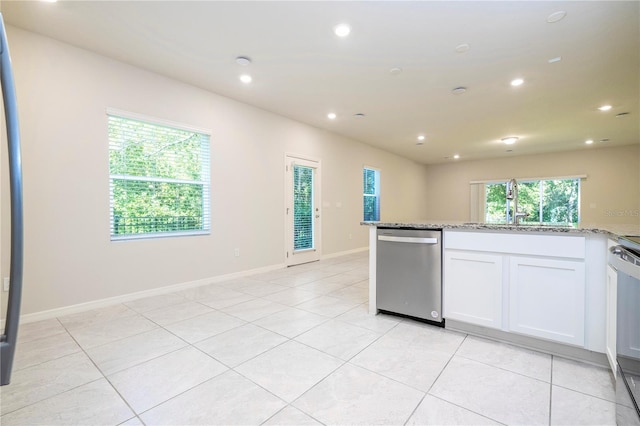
xmin=239 ymin=74 xmax=252 ymax=84
xmin=548 ymin=56 xmax=562 ymax=64
xmin=510 ymin=78 xmax=524 ymax=87
xmin=452 ymin=86 xmax=467 ymax=95
xmin=235 ymin=56 xmax=252 ymax=66
xmin=501 ymin=137 xmax=519 ymax=145
xmin=389 ymin=67 xmax=403 ymax=76
xmin=585 ymin=139 xmax=594 ymax=145
xmin=547 ymin=11 xmax=567 ymax=23
xmin=616 ymin=112 xmax=630 ymax=118
xmin=455 ymin=43 xmax=470 ymax=53
xmin=41 ymin=0 xmax=58 ymax=3
xmin=417 ymin=135 xmax=425 ymax=141
xmin=327 ymin=113 xmax=336 ymax=120
xmin=598 ymin=105 xmax=612 ymax=111
xmin=334 ymin=24 xmax=351 ymax=37
xmin=354 ymin=113 xmax=365 ymax=119
xmin=453 ymin=154 xmax=460 ymax=160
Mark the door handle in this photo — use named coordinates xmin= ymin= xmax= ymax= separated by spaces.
xmin=378 ymin=236 xmax=438 ymax=244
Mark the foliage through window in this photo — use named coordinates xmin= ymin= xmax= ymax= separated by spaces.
xmin=486 ymin=178 xmax=580 ymax=225
xmin=293 ymin=164 xmax=314 ymax=250
xmin=363 ymin=168 xmax=380 ymax=221
xmin=108 ymin=113 xmax=210 ymax=239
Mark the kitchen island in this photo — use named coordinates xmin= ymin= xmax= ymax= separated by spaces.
xmin=362 ymin=221 xmax=640 ymax=365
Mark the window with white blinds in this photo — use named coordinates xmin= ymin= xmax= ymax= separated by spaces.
xmin=108 ymin=112 xmax=211 ymax=240
xmin=293 ymin=164 xmax=314 ymax=251
xmin=363 ymin=167 xmax=380 ymax=221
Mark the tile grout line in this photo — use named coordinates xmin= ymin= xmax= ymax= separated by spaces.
xmin=402 ymin=332 xmax=508 ymax=426
xmin=428 ymin=394 xmax=509 ymax=426
xmin=11 ymin=344 xmax=84 ymax=374
xmin=1 ymin=316 xmax=119 ymax=417
xmin=439 ymin=333 xmax=550 ymax=425
xmin=147 ymin=277 xmax=342 ymax=410
xmin=453 ymin=351 xmax=553 ymax=386
xmin=133 ymin=372 xmax=233 ymax=421
xmin=127 ymin=303 xmax=298 ymax=421
xmin=549 ymin=356 xmax=554 ymax=425
xmin=200 ymin=329 xmax=292 ymax=371
xmin=431 ymin=330 xmax=469 ymax=389
xmin=62 ymin=310 xmax=242 ymax=424
xmin=248 ymin=312 xmax=332 ymax=341
xmin=53 ymin=324 xmax=140 ymax=424
xmin=402 ymin=391 xmax=428 ymax=426
xmin=0 ymin=376 xmax=106 ymax=418
xmin=551 ymin=382 xmax=619 ymax=405
xmin=272 ymin=308 xmax=400 ymax=419
xmin=2 ymin=317 xmax=137 ymax=423
xmin=13 ymin=254 xmax=577 ymax=426
xmin=4 ymin=257 xmax=369 ymax=424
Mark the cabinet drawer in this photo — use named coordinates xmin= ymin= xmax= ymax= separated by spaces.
xmin=444 ymin=231 xmax=585 ymax=259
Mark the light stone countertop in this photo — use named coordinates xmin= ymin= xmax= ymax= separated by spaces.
xmin=360 ymin=221 xmax=640 ymax=240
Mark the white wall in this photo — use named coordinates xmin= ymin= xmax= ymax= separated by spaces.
xmin=424 ymin=145 xmax=640 ymax=225
xmin=0 ymin=27 xmax=429 ymax=316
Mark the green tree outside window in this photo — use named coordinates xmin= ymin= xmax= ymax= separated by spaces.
xmin=485 ymin=178 xmax=579 ymax=225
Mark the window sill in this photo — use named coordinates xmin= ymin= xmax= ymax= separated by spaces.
xmin=111 ymin=230 xmax=210 ymax=242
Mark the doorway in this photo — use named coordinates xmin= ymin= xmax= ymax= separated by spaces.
xmin=285 ymin=155 xmax=321 ymax=266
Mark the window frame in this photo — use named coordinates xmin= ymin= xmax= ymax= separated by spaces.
xmin=363 ymin=166 xmax=381 ymax=222
xmin=107 ymin=108 xmax=212 ymax=241
xmin=481 ymin=175 xmax=583 ymax=225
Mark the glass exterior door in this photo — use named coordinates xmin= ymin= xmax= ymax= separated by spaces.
xmin=286 ymin=156 xmax=320 ymax=266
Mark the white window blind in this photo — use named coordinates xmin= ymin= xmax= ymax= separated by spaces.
xmin=363 ymin=168 xmax=380 ymax=221
xmin=108 ymin=113 xmax=211 ymax=240
xmin=293 ymin=164 xmax=314 ymax=250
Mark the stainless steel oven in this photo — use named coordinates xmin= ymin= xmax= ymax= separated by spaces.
xmin=610 ymin=236 xmax=640 ymax=425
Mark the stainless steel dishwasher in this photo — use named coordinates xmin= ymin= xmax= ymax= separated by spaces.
xmin=376 ymin=228 xmax=443 ymax=325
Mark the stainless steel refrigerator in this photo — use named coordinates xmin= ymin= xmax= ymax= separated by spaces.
xmin=0 ymin=12 xmax=24 ymax=386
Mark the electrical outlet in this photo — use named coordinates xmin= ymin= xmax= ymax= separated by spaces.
xmin=3 ymin=277 xmax=9 ymax=292
xmin=234 ymin=248 xmax=240 ymax=257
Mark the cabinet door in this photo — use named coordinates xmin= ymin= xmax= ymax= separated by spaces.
xmin=509 ymin=256 xmax=585 ymax=346
xmin=605 ymin=264 xmax=617 ymax=373
xmin=444 ymin=250 xmax=503 ymax=329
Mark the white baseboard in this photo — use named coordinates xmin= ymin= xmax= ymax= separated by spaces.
xmin=15 ymin=262 xmax=287 ymax=325
xmin=321 ymin=246 xmax=368 ymax=260
xmin=6 ymin=247 xmax=368 ymax=326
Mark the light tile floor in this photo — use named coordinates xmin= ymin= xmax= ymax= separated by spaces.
xmin=0 ymin=251 xmax=620 ymax=425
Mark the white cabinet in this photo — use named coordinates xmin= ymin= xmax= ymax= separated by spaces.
xmin=443 ymin=230 xmax=595 ymax=349
xmin=605 ymin=264 xmax=617 ymax=373
xmin=444 ymin=251 xmax=503 ymax=329
xmin=509 ymin=256 xmax=585 ymax=346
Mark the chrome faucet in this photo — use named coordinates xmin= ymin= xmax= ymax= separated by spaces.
xmin=514 ymin=211 xmax=530 ymax=225
xmin=506 ymin=178 xmax=530 ymax=225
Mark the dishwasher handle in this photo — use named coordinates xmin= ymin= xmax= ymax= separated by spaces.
xmin=378 ymin=235 xmax=438 ymax=244
xmin=609 ymin=245 xmax=640 ymax=279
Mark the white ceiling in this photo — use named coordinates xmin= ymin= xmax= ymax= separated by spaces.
xmin=2 ymin=1 xmax=639 ymax=164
